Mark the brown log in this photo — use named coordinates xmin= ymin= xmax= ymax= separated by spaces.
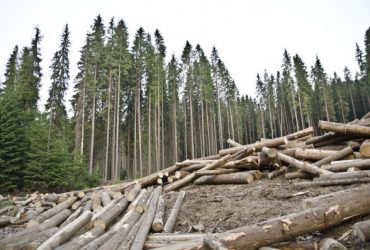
xmin=93 ymin=196 xmax=129 ymax=229
xmin=276 ymin=150 xmax=332 ymax=176
xmin=38 ymin=210 xmax=92 ymax=250
xmin=56 ymin=226 xmax=104 ymax=250
xmin=164 ymin=154 xmax=235 ymax=192
xmin=354 ymin=219 xmax=370 ymax=242
xmin=319 ymin=120 xmax=370 ymax=137
xmin=27 ymin=196 xmax=77 ymax=227
xmin=360 ymin=139 xmax=370 ymax=157
xmin=126 ymin=184 xmax=142 ymax=202
xmin=319 ymin=238 xmax=347 ymax=250
xmin=227 ymin=138 xmax=243 ymax=147
xmin=203 ymin=234 xmax=228 ymax=250
xmin=174 ymin=171 xmax=190 ymax=179
xmin=131 ymin=186 xmax=162 ymax=250
xmin=322 ymin=159 xmax=370 ymax=172
xmin=316 ymin=171 xmax=370 ymax=181
xmin=159 ymin=186 xmax=370 ymax=250
xmin=194 ymin=168 xmax=239 ymax=177
xmin=294 ymin=177 xmax=370 ymax=187
xmin=295 ymin=148 xmax=339 ymax=161
xmin=219 ymin=136 xmax=287 ymax=156
xmin=163 ymin=191 xmax=186 ymax=233
xmin=267 ymin=166 xmax=287 ymax=179
xmin=180 ymin=163 xmax=206 ymax=172
xmin=100 ymin=191 xmax=111 ymax=206
xmin=152 ymin=194 xmax=165 ymax=232
xmin=313 ymin=146 xmax=354 ymax=167
xmin=286 ymin=127 xmax=315 ymax=140
xmin=168 ymin=176 xmax=174 ymax=183
xmin=138 ymin=165 xmax=181 ymax=188
xmin=0 ymin=217 xmax=11 ymax=227
xmin=194 ymin=171 xmax=261 ymax=185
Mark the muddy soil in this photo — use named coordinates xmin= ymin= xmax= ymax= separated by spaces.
xmin=164 ymin=177 xmax=370 ymax=249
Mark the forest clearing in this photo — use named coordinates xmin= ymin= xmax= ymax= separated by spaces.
xmin=2 ymin=115 xmax=370 ymax=249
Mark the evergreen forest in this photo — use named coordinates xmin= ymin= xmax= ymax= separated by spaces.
xmin=0 ymin=15 xmax=369 ymax=193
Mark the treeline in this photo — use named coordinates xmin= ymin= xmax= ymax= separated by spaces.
xmin=0 ymin=15 xmax=369 ymax=192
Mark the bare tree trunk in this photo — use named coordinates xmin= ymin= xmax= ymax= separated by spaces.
xmin=201 ymin=98 xmax=205 ymax=157
xmin=148 ymin=91 xmax=151 ymax=175
xmin=290 ymin=81 xmax=300 ymax=131
xmin=206 ymin=102 xmax=211 ymax=156
xmin=138 ymin=67 xmax=143 ymax=177
xmin=216 ymin=78 xmax=223 ymax=149
xmin=111 ymin=77 xmax=117 ymax=179
xmin=260 ymin=106 xmax=265 ymax=138
xmin=189 ymin=94 xmax=195 ymax=159
xmin=157 ymin=88 xmax=161 ymax=171
xmin=348 ymin=86 xmax=356 ymax=119
xmin=173 ymin=95 xmax=178 ymax=163
xmin=89 ymin=66 xmax=97 ymax=175
xmin=297 ymin=90 xmax=305 ymax=130
xmin=161 ymin=85 xmax=165 ymax=169
xmin=104 ymin=68 xmax=112 ymax=181
xmin=268 ymin=99 xmax=274 ymax=138
xmin=321 ymin=80 xmax=330 ymax=121
xmin=115 ymin=65 xmax=121 ymax=180
xmin=80 ymin=66 xmax=87 ymax=163
xmin=183 ymin=98 xmax=188 ymax=159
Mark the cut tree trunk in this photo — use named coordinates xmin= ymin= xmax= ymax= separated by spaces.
xmin=353 ymin=219 xmax=370 ymax=242
xmin=227 ymin=138 xmax=242 ymax=147
xmin=194 ymin=168 xmax=239 ymax=177
xmin=360 ymin=139 xmax=370 ymax=157
xmin=294 ymin=178 xmax=370 ymax=187
xmin=55 ymin=226 xmax=104 ymax=250
xmin=286 ymin=127 xmax=314 ymax=140
xmin=38 ymin=210 xmax=92 ymax=250
xmin=194 ymin=171 xmax=262 ymax=185
xmin=93 ymin=196 xmax=129 ymax=230
xmin=152 ymin=194 xmax=165 ymax=232
xmin=318 ymin=120 xmax=370 ymax=137
xmin=126 ymin=184 xmax=141 ymax=202
xmin=319 ymin=238 xmax=346 ymax=250
xmin=159 ymin=185 xmax=370 ymax=250
xmin=313 ymin=146 xmax=353 ymax=167
xmin=163 ymin=191 xmax=186 ymax=233
xmin=321 ymin=159 xmax=370 ymax=172
xmin=316 ymin=171 xmax=370 ymax=181
xmin=295 ymin=148 xmax=339 ymax=161
xmin=100 ymin=192 xmax=111 ymax=206
xmin=268 ymin=166 xmax=287 ymax=179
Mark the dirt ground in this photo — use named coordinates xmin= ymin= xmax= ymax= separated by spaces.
xmin=164 ymin=177 xmax=370 ymax=249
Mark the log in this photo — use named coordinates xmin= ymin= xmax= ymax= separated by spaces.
xmin=203 ymin=234 xmax=228 ymax=250
xmin=119 ymin=208 xmax=147 ymax=249
xmin=93 ymin=196 xmax=129 ymax=229
xmin=174 ymin=171 xmax=190 ymax=179
xmin=319 ymin=238 xmax=347 ymax=250
xmin=0 ymin=209 xmax=71 ymax=246
xmin=267 ymin=166 xmax=287 ymax=179
xmin=295 ymin=148 xmax=339 ymax=161
xmin=313 ymin=146 xmax=353 ymax=167
xmin=294 ymin=177 xmax=370 ymax=187
xmin=316 ymin=171 xmax=370 ymax=181
xmin=44 ymin=193 xmax=58 ymax=203
xmin=360 ymin=139 xmax=370 ymax=157
xmin=131 ymin=186 xmax=162 ymax=250
xmin=126 ymin=184 xmax=142 ymax=202
xmin=194 ymin=168 xmax=239 ymax=177
xmin=163 ymin=191 xmax=186 ymax=233
xmin=227 ymin=138 xmax=242 ymax=147
xmin=38 ymin=210 xmax=92 ymax=250
xmin=59 ymin=207 xmax=83 ymax=228
xmin=319 ymin=120 xmax=370 ymax=137
xmin=91 ymin=192 xmax=102 ymax=212
xmin=83 ymin=200 xmax=92 ymax=212
xmin=180 ymin=163 xmax=206 ymax=172
xmin=146 ymin=233 xmax=204 ymax=242
xmin=164 ymin=154 xmax=234 ymax=192
xmin=71 ymin=196 xmax=89 ymax=210
xmin=152 ymin=194 xmax=165 ymax=233
xmin=194 ymin=171 xmax=261 ymax=185
xmin=0 ymin=205 xmax=14 ymax=215
xmin=276 ymin=150 xmax=332 ymax=176
xmin=353 ymin=219 xmax=370 ymax=242
xmin=55 ymin=226 xmax=104 ymax=250
xmin=27 ymin=196 xmax=77 ymax=227
xmin=138 ymin=165 xmax=181 ymax=188
xmin=285 ymin=127 xmax=315 ymax=140
xmin=219 ymin=136 xmax=287 ymax=156
xmin=100 ymin=192 xmax=111 ymax=206
xmin=322 ymin=159 xmax=370 ymax=172
xmin=160 ymin=186 xmax=370 ymax=250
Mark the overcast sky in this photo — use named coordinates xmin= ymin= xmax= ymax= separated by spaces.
xmin=0 ymin=0 xmax=369 ymax=113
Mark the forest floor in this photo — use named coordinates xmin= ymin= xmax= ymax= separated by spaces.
xmin=164 ymin=177 xmax=370 ymax=249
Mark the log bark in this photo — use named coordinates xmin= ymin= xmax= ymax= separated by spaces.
xmin=100 ymin=192 xmax=111 ymax=206
xmin=353 ymin=219 xmax=370 ymax=242
xmin=7 ymin=227 xmax=59 ymax=250
xmin=93 ymin=196 xmax=129 ymax=229
xmin=59 ymin=207 xmax=83 ymax=228
xmin=316 ymin=171 xmax=370 ymax=181
xmin=276 ymin=150 xmax=332 ymax=176
xmin=286 ymin=127 xmax=315 ymax=140
xmin=27 ymin=196 xmax=77 ymax=227
xmin=319 ymin=238 xmax=347 ymax=250
xmin=226 ymin=138 xmax=242 ymax=147
xmin=164 ymin=154 xmax=234 ymax=192
xmin=130 ymin=186 xmax=162 ymax=250
xmin=126 ymin=184 xmax=141 ymax=202
xmin=322 ymin=159 xmax=370 ymax=172
xmin=138 ymin=165 xmax=181 ymax=188
xmin=318 ymin=120 xmax=370 ymax=137
xmin=203 ymin=234 xmax=228 ymax=250
xmin=267 ymin=166 xmax=287 ymax=179
xmin=38 ymin=210 xmax=92 ymax=250
xmin=159 ymin=186 xmax=370 ymax=250
xmin=0 ymin=205 xmax=14 ymax=215
xmin=295 ymin=148 xmax=339 ymax=161
xmin=163 ymin=191 xmax=186 ymax=233
xmin=55 ymin=226 xmax=104 ymax=250
xmin=194 ymin=168 xmax=239 ymax=177
xmin=91 ymin=192 xmax=102 ymax=212
xmin=152 ymin=194 xmax=165 ymax=232
xmin=174 ymin=171 xmax=190 ymax=179
xmin=360 ymin=139 xmax=370 ymax=158
xmin=219 ymin=136 xmax=287 ymax=156
xmin=118 ymin=208 xmax=147 ymax=249
xmin=194 ymin=171 xmax=261 ymax=185
xmin=294 ymin=177 xmax=370 ymax=187
xmin=313 ymin=146 xmax=353 ymax=167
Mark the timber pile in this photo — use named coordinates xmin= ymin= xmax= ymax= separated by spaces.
xmin=2 ymin=113 xmax=370 ymax=249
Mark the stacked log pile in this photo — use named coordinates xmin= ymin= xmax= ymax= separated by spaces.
xmin=1 ymin=113 xmax=370 ymax=249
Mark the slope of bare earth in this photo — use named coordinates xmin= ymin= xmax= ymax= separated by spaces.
xmin=164 ymin=177 xmax=370 ymax=249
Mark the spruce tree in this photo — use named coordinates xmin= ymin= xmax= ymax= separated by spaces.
xmin=3 ymin=45 xmax=19 ymax=92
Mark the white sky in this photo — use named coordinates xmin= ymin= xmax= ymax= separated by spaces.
xmin=0 ymin=0 xmax=370 ymax=114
